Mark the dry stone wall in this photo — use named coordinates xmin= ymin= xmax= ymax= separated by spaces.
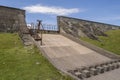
xmin=57 ymin=16 xmax=120 ymax=40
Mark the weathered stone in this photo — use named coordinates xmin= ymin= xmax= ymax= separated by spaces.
xmin=0 ymin=5 xmax=26 ymax=32
xmin=74 ymin=71 xmax=83 ymax=79
xmin=102 ymin=65 xmax=109 ymax=71
xmin=108 ymin=64 xmax=115 ymax=70
xmin=96 ymin=66 xmax=105 ymax=73
xmin=57 ymin=16 xmax=120 ymax=40
xmin=82 ymin=70 xmax=91 ymax=78
xmin=113 ymin=63 xmax=119 ymax=69
xmin=90 ymin=67 xmax=98 ymax=75
xmin=0 ymin=6 xmax=33 ymax=46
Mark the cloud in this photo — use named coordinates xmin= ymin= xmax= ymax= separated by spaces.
xmin=23 ymin=4 xmax=81 ymax=15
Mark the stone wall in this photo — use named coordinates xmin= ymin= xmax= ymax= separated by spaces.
xmin=57 ymin=16 xmax=120 ymax=40
xmin=0 ymin=6 xmax=26 ymax=32
xmin=0 ymin=6 xmax=33 ymax=46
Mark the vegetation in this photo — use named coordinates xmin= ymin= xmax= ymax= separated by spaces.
xmin=81 ymin=30 xmax=120 ymax=55
xmin=0 ymin=33 xmax=73 ymax=80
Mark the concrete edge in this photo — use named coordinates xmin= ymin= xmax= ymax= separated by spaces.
xmin=61 ymin=33 xmax=120 ymax=59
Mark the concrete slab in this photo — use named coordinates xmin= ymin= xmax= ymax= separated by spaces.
xmin=39 ymin=34 xmax=111 ymax=70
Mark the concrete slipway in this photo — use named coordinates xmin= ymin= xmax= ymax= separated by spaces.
xmin=34 ymin=34 xmax=120 ymax=80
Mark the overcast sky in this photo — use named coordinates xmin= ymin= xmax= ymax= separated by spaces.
xmin=0 ymin=0 xmax=120 ymax=26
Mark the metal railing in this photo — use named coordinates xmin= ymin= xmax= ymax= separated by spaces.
xmin=27 ymin=23 xmax=59 ymax=33
xmin=42 ymin=24 xmax=58 ymax=31
xmin=28 ymin=20 xmax=60 ymax=45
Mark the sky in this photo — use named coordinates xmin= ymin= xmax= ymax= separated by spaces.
xmin=0 ymin=0 xmax=120 ymax=26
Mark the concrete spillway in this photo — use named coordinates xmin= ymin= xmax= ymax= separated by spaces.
xmin=33 ymin=34 xmax=120 ymax=80
xmin=40 ymin=34 xmax=111 ymax=70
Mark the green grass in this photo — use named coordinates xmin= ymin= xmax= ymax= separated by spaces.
xmin=81 ymin=30 xmax=120 ymax=55
xmin=0 ymin=33 xmax=73 ymax=80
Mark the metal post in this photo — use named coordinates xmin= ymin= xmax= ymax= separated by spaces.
xmin=37 ymin=20 xmax=43 ymax=45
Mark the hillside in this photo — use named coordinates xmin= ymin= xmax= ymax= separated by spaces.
xmin=81 ymin=30 xmax=120 ymax=55
xmin=0 ymin=33 xmax=72 ymax=80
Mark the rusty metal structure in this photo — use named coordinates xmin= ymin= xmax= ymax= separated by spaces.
xmin=29 ymin=20 xmax=60 ymax=45
xmin=29 ymin=20 xmax=43 ymax=45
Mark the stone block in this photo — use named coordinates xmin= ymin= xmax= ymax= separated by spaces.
xmin=102 ymin=65 xmax=109 ymax=72
xmin=90 ymin=68 xmax=98 ymax=75
xmin=96 ymin=66 xmax=105 ymax=73
xmin=108 ymin=64 xmax=115 ymax=70
xmin=82 ymin=70 xmax=91 ymax=78
xmin=74 ymin=71 xmax=83 ymax=79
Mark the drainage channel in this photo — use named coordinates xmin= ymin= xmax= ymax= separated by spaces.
xmin=68 ymin=59 xmax=120 ymax=80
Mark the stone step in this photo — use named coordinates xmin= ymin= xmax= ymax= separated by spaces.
xmin=68 ymin=59 xmax=120 ymax=80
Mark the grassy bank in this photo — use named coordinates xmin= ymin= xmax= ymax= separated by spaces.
xmin=81 ymin=30 xmax=120 ymax=55
xmin=0 ymin=33 xmax=73 ymax=80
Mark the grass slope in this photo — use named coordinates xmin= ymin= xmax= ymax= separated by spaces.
xmin=81 ymin=30 xmax=120 ymax=55
xmin=0 ymin=33 xmax=73 ymax=80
